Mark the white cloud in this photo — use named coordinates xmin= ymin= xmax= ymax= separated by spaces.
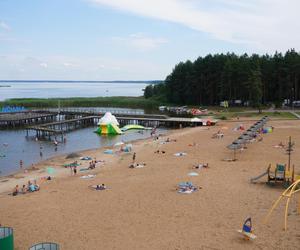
xmin=0 ymin=21 xmax=10 ymax=31
xmin=63 ymin=62 xmax=78 ymax=68
xmin=0 ymin=54 xmax=169 ymax=80
xmin=40 ymin=63 xmax=48 ymax=68
xmin=112 ymin=33 xmax=168 ymax=51
xmin=88 ymin=0 xmax=300 ymax=52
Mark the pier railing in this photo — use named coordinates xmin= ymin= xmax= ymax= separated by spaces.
xmin=34 ymin=107 xmax=145 ymax=116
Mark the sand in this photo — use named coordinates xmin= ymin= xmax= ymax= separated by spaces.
xmin=0 ymin=119 xmax=300 ymax=250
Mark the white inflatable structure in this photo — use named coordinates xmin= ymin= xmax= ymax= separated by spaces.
xmin=97 ymin=112 xmax=119 ymax=125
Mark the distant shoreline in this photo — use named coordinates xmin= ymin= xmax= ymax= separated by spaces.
xmin=0 ymin=80 xmax=162 ymax=84
xmin=0 ymin=85 xmax=11 ymax=87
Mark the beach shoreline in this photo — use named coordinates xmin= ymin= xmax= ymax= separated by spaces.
xmin=0 ymin=128 xmax=177 ymax=194
xmin=1 ymin=118 xmax=300 ymax=249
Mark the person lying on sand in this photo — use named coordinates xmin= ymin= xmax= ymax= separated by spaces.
xmin=154 ymin=150 xmax=166 ymax=154
xmin=273 ymin=142 xmax=285 ymax=148
xmin=129 ymin=163 xmax=146 ymax=168
xmin=96 ymin=184 xmax=106 ymax=190
xmin=193 ymin=163 xmax=209 ymax=169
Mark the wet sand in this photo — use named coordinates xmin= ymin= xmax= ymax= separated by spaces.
xmin=0 ymin=119 xmax=300 ymax=250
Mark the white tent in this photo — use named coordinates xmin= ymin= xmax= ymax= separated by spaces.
xmin=97 ymin=112 xmax=119 ymax=125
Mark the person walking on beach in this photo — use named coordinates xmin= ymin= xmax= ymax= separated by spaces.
xmin=132 ymin=152 xmax=136 ymax=163
xmin=73 ymin=165 xmax=77 ymax=175
xmin=19 ymin=160 xmax=23 ymax=171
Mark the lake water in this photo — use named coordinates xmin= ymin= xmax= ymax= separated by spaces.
xmin=0 ymin=81 xmax=148 ymax=101
xmin=0 ymin=127 xmax=166 ymax=176
xmin=0 ymin=80 xmax=163 ymax=176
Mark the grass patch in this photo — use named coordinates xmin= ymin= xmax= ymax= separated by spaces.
xmin=0 ymin=96 xmax=162 ymax=109
xmin=215 ymin=111 xmax=297 ymax=120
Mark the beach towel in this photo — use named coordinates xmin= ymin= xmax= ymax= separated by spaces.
xmin=104 ymin=149 xmax=114 ymax=154
xmin=135 ymin=164 xmax=146 ymax=168
xmin=178 ymin=188 xmax=197 ymax=194
xmin=188 ymin=172 xmax=199 ymax=176
xmin=80 ymin=174 xmax=96 ymax=179
xmin=174 ymin=152 xmax=187 ymax=157
xmin=47 ymin=167 xmax=55 ymax=175
xmin=80 ymin=156 xmax=92 ymax=160
xmin=79 ymin=168 xmax=90 ymax=172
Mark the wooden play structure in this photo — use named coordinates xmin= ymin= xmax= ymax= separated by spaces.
xmin=266 ymin=163 xmax=295 ymax=187
xmin=264 ymin=179 xmax=300 ymax=230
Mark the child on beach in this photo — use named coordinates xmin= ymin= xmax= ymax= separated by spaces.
xmin=12 ymin=185 xmax=19 ymax=196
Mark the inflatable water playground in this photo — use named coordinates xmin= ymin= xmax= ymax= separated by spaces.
xmin=120 ymin=124 xmax=150 ymax=132
xmin=95 ymin=112 xmax=122 ymax=135
xmin=95 ymin=112 xmax=152 ymax=135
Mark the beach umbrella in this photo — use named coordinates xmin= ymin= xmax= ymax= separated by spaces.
xmin=227 ymin=143 xmax=242 ymax=161
xmin=240 ymin=134 xmax=252 ymax=141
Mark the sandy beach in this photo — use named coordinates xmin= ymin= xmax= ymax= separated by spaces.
xmin=1 ymin=119 xmax=300 ymax=250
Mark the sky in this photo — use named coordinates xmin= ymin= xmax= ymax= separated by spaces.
xmin=0 ymin=0 xmax=299 ymax=80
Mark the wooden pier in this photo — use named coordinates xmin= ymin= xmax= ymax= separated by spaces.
xmin=0 ymin=112 xmax=57 ymax=128
xmin=1 ymin=109 xmax=214 ymax=141
xmin=26 ymin=115 xmax=209 ymax=141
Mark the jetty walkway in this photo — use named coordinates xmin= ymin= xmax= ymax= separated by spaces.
xmin=0 ymin=108 xmax=214 ymax=140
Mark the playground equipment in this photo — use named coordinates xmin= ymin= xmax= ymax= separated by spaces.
xmin=29 ymin=242 xmax=59 ymax=250
xmin=237 ymin=218 xmax=257 ymax=240
xmin=267 ymin=164 xmax=295 ymax=187
xmin=0 ymin=227 xmax=14 ymax=250
xmin=250 ymin=170 xmax=269 ymax=183
xmin=264 ymin=179 xmax=300 ymax=230
xmin=95 ymin=112 xmax=122 ymax=135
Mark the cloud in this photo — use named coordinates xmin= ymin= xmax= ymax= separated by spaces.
xmin=112 ymin=33 xmax=168 ymax=51
xmin=88 ymin=0 xmax=300 ymax=52
xmin=0 ymin=21 xmax=10 ymax=31
xmin=40 ymin=63 xmax=48 ymax=68
xmin=0 ymin=54 xmax=169 ymax=80
xmin=63 ymin=62 xmax=78 ymax=68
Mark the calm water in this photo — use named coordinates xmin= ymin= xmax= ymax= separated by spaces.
xmin=0 ymin=81 xmax=163 ymax=176
xmin=0 ymin=81 xmax=148 ymax=101
xmin=0 ymin=127 xmax=166 ymax=176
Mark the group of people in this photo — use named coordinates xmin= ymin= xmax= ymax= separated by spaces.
xmin=88 ymin=161 xmax=97 ymax=170
xmin=193 ymin=163 xmax=209 ymax=169
xmin=95 ymin=184 xmax=106 ymax=190
xmin=13 ymin=180 xmax=40 ymax=196
xmin=178 ymin=182 xmax=198 ymax=193
xmin=212 ymin=130 xmax=224 ymax=139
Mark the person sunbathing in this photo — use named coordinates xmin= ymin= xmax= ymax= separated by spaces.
xmin=193 ymin=163 xmax=208 ymax=169
xmin=96 ymin=184 xmax=106 ymax=190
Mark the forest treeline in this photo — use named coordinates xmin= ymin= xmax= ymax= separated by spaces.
xmin=144 ymin=49 xmax=300 ymax=107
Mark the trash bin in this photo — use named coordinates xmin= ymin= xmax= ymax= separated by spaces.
xmin=29 ymin=242 xmax=59 ymax=250
xmin=0 ymin=227 xmax=14 ymax=250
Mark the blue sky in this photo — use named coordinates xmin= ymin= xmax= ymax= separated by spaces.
xmin=0 ymin=0 xmax=299 ymax=80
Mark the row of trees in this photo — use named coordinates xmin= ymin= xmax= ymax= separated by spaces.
xmin=144 ymin=49 xmax=300 ymax=107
